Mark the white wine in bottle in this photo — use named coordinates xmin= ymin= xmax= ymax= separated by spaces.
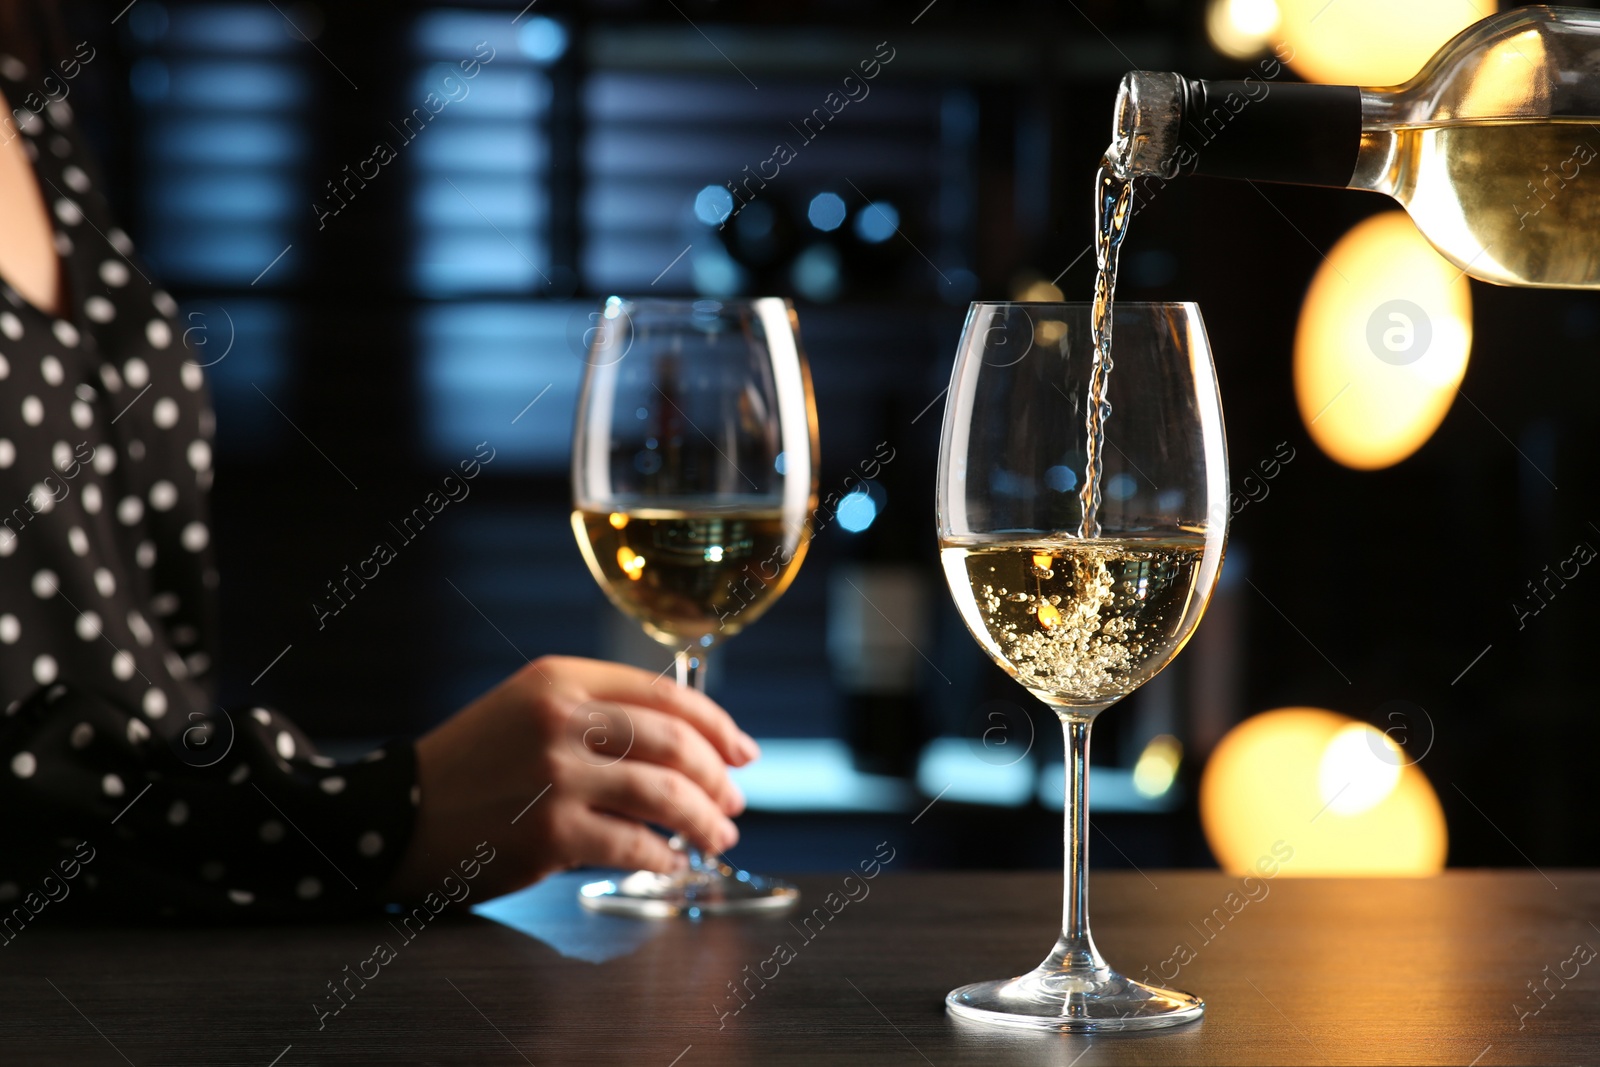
xmin=1378 ymin=120 xmax=1600 ymax=288
xmin=1111 ymin=6 xmax=1600 ymax=288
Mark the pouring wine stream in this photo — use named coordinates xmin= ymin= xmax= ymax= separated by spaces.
xmin=1082 ymin=154 xmax=1136 ymax=539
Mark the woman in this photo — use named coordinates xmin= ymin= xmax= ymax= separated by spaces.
xmin=0 ymin=5 xmax=750 ymax=921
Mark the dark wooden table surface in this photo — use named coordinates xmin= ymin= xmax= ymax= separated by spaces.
xmin=2 ymin=869 xmax=1597 ymax=1065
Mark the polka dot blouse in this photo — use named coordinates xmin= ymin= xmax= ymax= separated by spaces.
xmin=0 ymin=56 xmax=417 ymax=920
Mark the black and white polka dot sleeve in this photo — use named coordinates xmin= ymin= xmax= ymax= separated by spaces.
xmin=0 ymin=684 xmax=419 ymax=920
xmin=0 ymin=55 xmax=421 ymax=919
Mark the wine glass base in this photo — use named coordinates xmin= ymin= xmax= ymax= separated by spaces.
xmin=946 ymin=965 xmax=1203 ymax=1033
xmin=578 ymin=861 xmax=800 ymax=918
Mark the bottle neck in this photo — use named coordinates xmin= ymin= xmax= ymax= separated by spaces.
xmin=1171 ymin=77 xmax=1364 ymax=189
xmin=1347 ymin=88 xmax=1406 ymax=196
xmin=1113 ymin=72 xmax=1414 ymax=194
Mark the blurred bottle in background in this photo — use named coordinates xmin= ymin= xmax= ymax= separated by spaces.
xmin=827 ymin=401 xmax=931 ymax=777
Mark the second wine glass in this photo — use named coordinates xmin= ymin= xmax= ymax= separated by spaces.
xmin=939 ymin=301 xmax=1228 ymax=1029
xmin=570 ymin=296 xmax=819 ymax=917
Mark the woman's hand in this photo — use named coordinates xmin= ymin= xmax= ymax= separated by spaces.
xmin=385 ymin=655 xmax=759 ymax=901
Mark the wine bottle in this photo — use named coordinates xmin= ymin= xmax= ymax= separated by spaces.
xmin=826 ymin=407 xmax=928 ymax=778
xmin=1111 ymin=5 xmax=1600 ymax=288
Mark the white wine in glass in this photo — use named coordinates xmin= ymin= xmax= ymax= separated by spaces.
xmin=572 ymin=505 xmax=801 ymax=645
xmin=939 ymin=301 xmax=1227 ymax=1030
xmin=571 ymin=296 xmax=819 ymax=917
xmin=943 ymin=537 xmax=1212 ymax=708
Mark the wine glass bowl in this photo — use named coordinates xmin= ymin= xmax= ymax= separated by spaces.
xmin=570 ymin=296 xmax=819 ymax=916
xmin=938 ymin=302 xmax=1227 ymax=1030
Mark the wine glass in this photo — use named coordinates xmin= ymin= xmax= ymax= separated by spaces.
xmin=938 ymin=302 xmax=1227 ymax=1029
xmin=570 ymin=296 xmax=819 ymax=917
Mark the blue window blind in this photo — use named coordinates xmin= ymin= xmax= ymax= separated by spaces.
xmin=126 ymin=2 xmax=304 ymax=460
xmin=415 ymin=301 xmax=583 ymax=471
xmin=127 ymin=2 xmax=308 ymax=285
xmin=411 ymin=10 xmax=567 ymax=468
xmin=409 ymin=10 xmax=558 ymax=296
xmin=581 ymin=71 xmax=942 ymax=294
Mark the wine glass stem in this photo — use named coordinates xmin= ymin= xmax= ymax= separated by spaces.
xmin=675 ymin=646 xmax=708 ymax=693
xmin=675 ymin=646 xmax=715 ymax=873
xmin=1054 ymin=714 xmax=1107 ymax=972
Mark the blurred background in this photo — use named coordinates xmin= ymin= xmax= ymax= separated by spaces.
xmin=49 ymin=0 xmax=1600 ymax=874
